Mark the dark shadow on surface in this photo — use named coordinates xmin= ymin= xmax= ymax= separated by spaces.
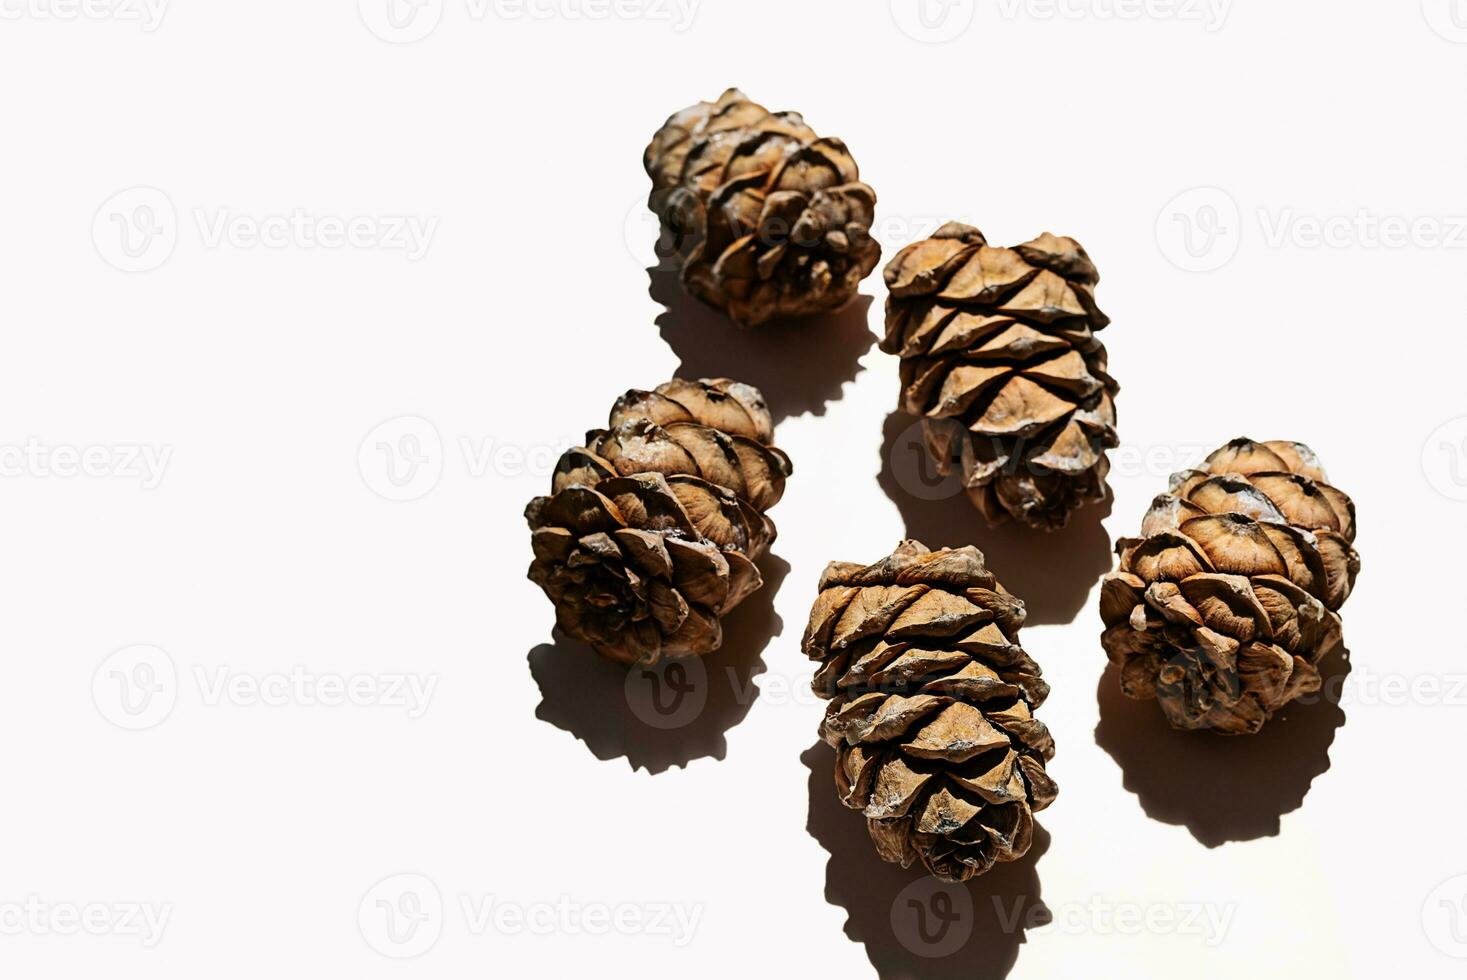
xmin=649 ymin=266 xmax=876 ymax=423
xmin=877 ymin=410 xmax=1112 ymax=626
xmin=1094 ymin=644 xmax=1351 ymax=847
xmin=804 ymin=743 xmax=1050 ymax=980
xmin=527 ymin=555 xmax=788 ymax=775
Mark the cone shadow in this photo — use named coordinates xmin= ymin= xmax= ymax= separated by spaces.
xmin=803 ymin=742 xmax=1050 ymax=980
xmin=649 ymin=266 xmax=876 ymax=424
xmin=1093 ymin=645 xmax=1351 ymax=846
xmin=527 ymin=555 xmax=788 ymax=775
xmin=876 ymin=410 xmax=1113 ymax=626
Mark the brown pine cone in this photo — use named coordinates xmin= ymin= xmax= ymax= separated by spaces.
xmin=1100 ymin=438 xmax=1360 ymax=734
xmin=882 ymin=222 xmax=1118 ymax=531
xmin=526 ymin=378 xmax=792 ymax=665
xmin=644 ymin=88 xmax=881 ymax=327
xmin=803 ymin=540 xmax=1057 ymax=882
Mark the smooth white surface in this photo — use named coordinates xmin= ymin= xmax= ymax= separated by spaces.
xmin=3 ymin=1 xmax=1465 ymax=977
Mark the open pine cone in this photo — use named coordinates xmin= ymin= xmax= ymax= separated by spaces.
xmin=882 ymin=222 xmax=1118 ymax=531
xmin=1100 ymin=438 xmax=1360 ymax=734
xmin=804 ymin=540 xmax=1056 ymax=882
xmin=644 ymin=88 xmax=881 ymax=327
xmin=526 ymin=378 xmax=792 ymax=665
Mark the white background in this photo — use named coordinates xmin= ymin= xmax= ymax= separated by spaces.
xmin=3 ymin=0 xmax=1466 ymax=976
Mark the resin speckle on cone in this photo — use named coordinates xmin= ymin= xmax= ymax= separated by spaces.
xmin=803 ymin=540 xmax=1057 ymax=881
xmin=1100 ymin=438 xmax=1360 ymax=734
xmin=645 ymin=88 xmax=881 ymax=327
xmin=882 ymin=222 xmax=1117 ymax=530
xmin=526 ymin=378 xmax=792 ymax=665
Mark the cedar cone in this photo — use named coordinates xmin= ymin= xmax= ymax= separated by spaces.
xmin=882 ymin=222 xmax=1118 ymax=531
xmin=644 ymin=88 xmax=881 ymax=327
xmin=526 ymin=378 xmax=792 ymax=665
xmin=1100 ymin=438 xmax=1361 ymax=735
xmin=803 ymin=540 xmax=1057 ymax=882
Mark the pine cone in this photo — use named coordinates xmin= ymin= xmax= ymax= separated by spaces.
xmin=526 ymin=378 xmax=792 ymax=665
xmin=803 ymin=540 xmax=1057 ymax=882
xmin=644 ymin=88 xmax=881 ymax=327
xmin=882 ymin=222 xmax=1118 ymax=531
xmin=1100 ymin=438 xmax=1360 ymax=735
